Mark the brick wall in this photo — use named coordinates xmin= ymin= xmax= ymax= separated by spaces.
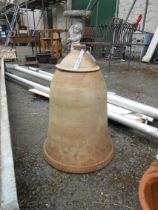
xmin=118 ymin=0 xmax=158 ymax=33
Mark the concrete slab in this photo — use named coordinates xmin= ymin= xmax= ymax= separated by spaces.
xmin=0 ymin=59 xmax=19 ymax=210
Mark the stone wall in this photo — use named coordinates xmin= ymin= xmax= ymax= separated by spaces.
xmin=118 ymin=0 xmax=158 ymax=33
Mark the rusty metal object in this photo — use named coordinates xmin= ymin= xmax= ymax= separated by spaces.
xmin=43 ymin=46 xmax=113 ymax=173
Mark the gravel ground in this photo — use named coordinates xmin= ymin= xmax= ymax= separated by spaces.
xmin=6 ymin=47 xmax=158 ymax=210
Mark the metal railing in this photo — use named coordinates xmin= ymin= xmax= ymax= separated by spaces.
xmin=81 ymin=17 xmax=135 ymax=59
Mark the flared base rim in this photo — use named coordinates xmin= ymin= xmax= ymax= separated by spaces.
xmin=43 ymin=138 xmax=113 ymax=174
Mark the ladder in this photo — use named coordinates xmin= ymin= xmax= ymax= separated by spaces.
xmin=5 ymin=2 xmax=20 ymax=46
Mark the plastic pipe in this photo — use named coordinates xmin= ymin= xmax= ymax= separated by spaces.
xmin=142 ymin=26 xmax=158 ymax=62
xmin=7 ymin=67 xmax=158 ymax=119
xmin=6 ymin=64 xmax=53 ymax=77
xmin=6 ymin=64 xmax=53 ymax=78
xmin=7 ymin=66 xmax=158 ymax=120
xmin=108 ymin=111 xmax=158 ymax=138
xmin=6 ymin=72 xmax=50 ymax=94
xmin=28 ymin=66 xmax=53 ymax=77
xmin=12 ymin=65 xmax=52 ymax=81
xmin=107 ymin=93 xmax=158 ymax=119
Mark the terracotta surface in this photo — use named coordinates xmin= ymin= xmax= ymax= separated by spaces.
xmin=43 ymin=48 xmax=113 ymax=173
xmin=139 ymin=161 xmax=158 ymax=210
xmin=56 ymin=48 xmax=100 ymax=72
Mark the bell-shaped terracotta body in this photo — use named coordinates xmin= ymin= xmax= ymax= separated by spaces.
xmin=43 ymin=46 xmax=113 ymax=173
xmin=139 ymin=161 xmax=158 ymax=210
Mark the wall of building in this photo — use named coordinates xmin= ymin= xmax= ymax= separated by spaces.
xmin=52 ymin=3 xmax=67 ymax=44
xmin=72 ymin=0 xmax=116 ymax=26
xmin=118 ymin=0 xmax=158 ymax=33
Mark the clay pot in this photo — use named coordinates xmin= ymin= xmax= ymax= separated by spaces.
xmin=43 ymin=45 xmax=113 ymax=173
xmin=139 ymin=161 xmax=158 ymax=210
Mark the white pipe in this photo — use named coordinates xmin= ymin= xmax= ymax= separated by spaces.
xmin=28 ymin=67 xmax=53 ymax=77
xmin=142 ymin=26 xmax=158 ymax=63
xmin=6 ymin=72 xmax=50 ymax=94
xmin=7 ymin=66 xmax=158 ymax=119
xmin=12 ymin=66 xmax=52 ymax=81
xmin=6 ymin=64 xmax=53 ymax=77
xmin=6 ymin=64 xmax=53 ymax=79
xmin=7 ymin=65 xmax=158 ymax=119
xmin=108 ymin=111 xmax=158 ymax=138
xmin=108 ymin=93 xmax=158 ymax=119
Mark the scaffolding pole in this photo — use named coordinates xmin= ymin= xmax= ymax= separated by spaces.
xmin=124 ymin=0 xmax=137 ymax=22
xmin=142 ymin=0 xmax=149 ymax=32
xmin=42 ymin=0 xmax=46 ymax=29
xmin=25 ymin=0 xmax=29 ymax=35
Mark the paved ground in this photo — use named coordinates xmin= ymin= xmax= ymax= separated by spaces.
xmin=6 ymin=47 xmax=158 ymax=210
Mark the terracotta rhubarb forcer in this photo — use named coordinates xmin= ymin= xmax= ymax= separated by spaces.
xmin=139 ymin=161 xmax=158 ymax=210
xmin=43 ymin=45 xmax=113 ymax=173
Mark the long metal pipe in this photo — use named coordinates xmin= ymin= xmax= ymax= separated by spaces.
xmin=28 ymin=66 xmax=53 ymax=77
xmin=42 ymin=0 xmax=45 ymax=29
xmin=124 ymin=0 xmax=137 ymax=22
xmin=6 ymin=72 xmax=50 ymax=94
xmin=142 ymin=0 xmax=149 ymax=32
xmin=108 ymin=93 xmax=158 ymax=119
xmin=109 ymin=111 xmax=158 ymax=138
xmin=86 ymin=0 xmax=93 ymax=10
xmin=9 ymin=65 xmax=52 ymax=81
xmin=115 ymin=0 xmax=120 ymax=18
xmin=6 ymin=64 xmax=53 ymax=77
